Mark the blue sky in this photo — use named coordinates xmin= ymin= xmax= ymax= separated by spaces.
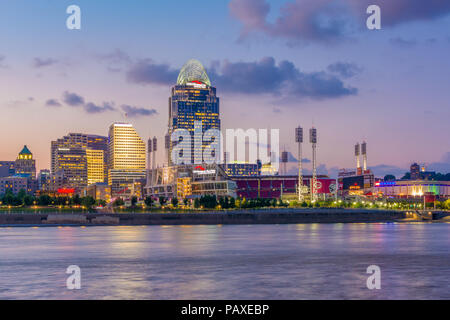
xmin=1 ymin=0 xmax=450 ymax=178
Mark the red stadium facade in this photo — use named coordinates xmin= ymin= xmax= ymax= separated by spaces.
xmin=231 ymin=175 xmax=336 ymax=199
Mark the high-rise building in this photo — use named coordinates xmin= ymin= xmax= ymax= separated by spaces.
xmin=15 ymin=145 xmax=36 ymax=179
xmin=37 ymin=169 xmax=51 ymax=190
xmin=108 ymin=123 xmax=146 ymax=198
xmin=51 ymin=133 xmax=108 ymax=191
xmin=86 ymin=149 xmax=105 ymax=185
xmin=0 ymin=161 xmax=15 ymax=178
xmin=168 ymin=59 xmax=220 ymax=165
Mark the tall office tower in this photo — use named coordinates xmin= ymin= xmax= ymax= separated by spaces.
xmin=108 ymin=123 xmax=146 ymax=198
xmin=355 ymin=142 xmax=361 ymax=171
xmin=15 ymin=145 xmax=36 ymax=178
xmin=168 ymin=59 xmax=220 ymax=165
xmin=51 ymin=133 xmax=108 ymax=190
xmin=86 ymin=149 xmax=105 ymax=185
xmin=361 ymin=141 xmax=367 ymax=171
xmin=309 ymin=128 xmax=317 ymax=202
xmin=295 ymin=126 xmax=303 ymax=202
xmin=37 ymin=169 xmax=51 ymax=190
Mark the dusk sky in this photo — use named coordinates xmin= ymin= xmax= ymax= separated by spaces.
xmin=1 ymin=0 xmax=449 ymax=178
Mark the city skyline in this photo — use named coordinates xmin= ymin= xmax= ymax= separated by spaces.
xmin=1 ymin=0 xmax=450 ymax=178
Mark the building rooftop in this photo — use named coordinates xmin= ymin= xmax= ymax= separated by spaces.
xmin=177 ymin=59 xmax=211 ymax=86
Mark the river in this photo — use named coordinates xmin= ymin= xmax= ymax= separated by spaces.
xmin=0 ymin=223 xmax=449 ymax=299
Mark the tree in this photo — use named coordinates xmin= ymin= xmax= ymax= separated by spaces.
xmin=23 ymin=195 xmax=34 ymax=206
xmin=81 ymin=196 xmax=96 ymax=209
xmin=131 ymin=196 xmax=138 ymax=207
xmin=229 ymin=197 xmax=236 ymax=208
xmin=38 ymin=194 xmax=52 ymax=206
xmin=384 ymin=174 xmax=396 ymax=181
xmin=159 ymin=196 xmax=167 ymax=206
xmin=144 ymin=196 xmax=154 ymax=207
xmin=73 ymin=194 xmax=81 ymax=205
xmin=401 ymin=172 xmax=411 ymax=180
xmin=183 ymin=198 xmax=189 ymax=207
xmin=171 ymin=197 xmax=179 ymax=207
xmin=194 ymin=198 xmax=200 ymax=209
xmin=113 ymin=198 xmax=124 ymax=207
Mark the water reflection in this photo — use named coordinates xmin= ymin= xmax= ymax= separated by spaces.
xmin=0 ymin=223 xmax=448 ymax=299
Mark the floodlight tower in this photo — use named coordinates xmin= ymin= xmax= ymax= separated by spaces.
xmin=295 ymin=126 xmax=303 ymax=202
xmin=310 ymin=127 xmax=317 ymax=202
xmin=355 ymin=143 xmax=361 ymax=171
xmin=152 ymin=137 xmax=157 ymax=185
xmin=146 ymin=137 xmax=153 ymax=188
xmin=281 ymin=150 xmax=288 ymax=175
xmin=361 ymin=141 xmax=367 ymax=171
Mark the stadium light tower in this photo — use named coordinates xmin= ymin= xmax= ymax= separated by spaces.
xmin=310 ymin=127 xmax=317 ymax=202
xmin=362 ymin=141 xmax=367 ymax=171
xmin=152 ymin=136 xmax=157 ymax=185
xmin=355 ymin=142 xmax=360 ymax=170
xmin=295 ymin=126 xmax=303 ymax=202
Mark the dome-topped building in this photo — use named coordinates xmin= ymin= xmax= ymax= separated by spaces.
xmin=167 ymin=59 xmax=220 ymax=166
xmin=176 ymin=59 xmax=211 ymax=87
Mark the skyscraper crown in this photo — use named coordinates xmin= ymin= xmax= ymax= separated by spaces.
xmin=177 ymin=59 xmax=211 ymax=86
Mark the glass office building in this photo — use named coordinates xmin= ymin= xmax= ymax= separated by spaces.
xmin=168 ymin=59 xmax=220 ymax=165
xmin=108 ymin=123 xmax=146 ymax=198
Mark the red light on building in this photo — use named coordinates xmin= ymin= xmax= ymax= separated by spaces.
xmin=57 ymin=188 xmax=75 ymax=194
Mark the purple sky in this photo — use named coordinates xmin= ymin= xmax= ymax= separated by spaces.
xmin=1 ymin=0 xmax=449 ymax=178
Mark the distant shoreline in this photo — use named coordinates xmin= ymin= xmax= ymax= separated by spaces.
xmin=1 ymin=208 xmax=447 ymax=227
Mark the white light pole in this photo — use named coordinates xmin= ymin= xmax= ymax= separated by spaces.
xmin=295 ymin=126 xmax=303 ymax=202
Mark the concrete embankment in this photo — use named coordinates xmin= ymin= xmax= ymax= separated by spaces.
xmin=0 ymin=208 xmax=414 ymax=226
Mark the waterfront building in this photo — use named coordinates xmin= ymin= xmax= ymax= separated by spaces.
xmin=373 ymin=180 xmax=450 ymax=199
xmin=221 ymin=162 xmax=260 ymax=177
xmin=86 ymin=149 xmax=105 ymax=185
xmin=0 ymin=161 xmax=15 ymax=178
xmin=233 ymin=175 xmax=333 ymax=200
xmin=51 ymin=133 xmax=108 ymax=191
xmin=83 ymin=182 xmax=111 ymax=202
xmin=146 ymin=164 xmax=236 ymax=199
xmin=37 ymin=169 xmax=51 ymax=190
xmin=108 ymin=123 xmax=146 ymax=198
xmin=0 ymin=174 xmax=37 ymax=195
xmin=168 ymin=59 xmax=220 ymax=165
xmin=15 ymin=145 xmax=36 ymax=179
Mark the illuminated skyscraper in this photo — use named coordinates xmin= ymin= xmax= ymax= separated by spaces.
xmin=15 ymin=145 xmax=36 ymax=178
xmin=51 ymin=133 xmax=108 ymax=190
xmin=108 ymin=123 xmax=146 ymax=198
xmin=86 ymin=149 xmax=105 ymax=185
xmin=168 ymin=59 xmax=220 ymax=165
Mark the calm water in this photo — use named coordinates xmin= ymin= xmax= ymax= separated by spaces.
xmin=0 ymin=223 xmax=449 ymax=299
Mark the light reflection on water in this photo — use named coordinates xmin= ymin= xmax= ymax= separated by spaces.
xmin=0 ymin=223 xmax=449 ymax=300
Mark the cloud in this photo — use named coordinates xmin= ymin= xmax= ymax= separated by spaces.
xmin=0 ymin=55 xmax=6 ymax=68
xmin=348 ymin=0 xmax=450 ymax=27
xmin=52 ymin=91 xmax=155 ymax=116
xmin=84 ymin=102 xmax=116 ymax=114
xmin=63 ymin=91 xmax=85 ymax=106
xmin=33 ymin=57 xmax=58 ymax=68
xmin=126 ymin=59 xmax=179 ymax=85
xmin=389 ymin=37 xmax=417 ymax=48
xmin=45 ymin=99 xmax=62 ymax=107
xmin=327 ymin=62 xmax=362 ymax=78
xmin=125 ymin=56 xmax=357 ymax=100
xmin=209 ymin=57 xmax=357 ymax=99
xmin=97 ymin=49 xmax=132 ymax=72
xmin=229 ymin=0 xmax=450 ymax=44
xmin=229 ymin=0 xmax=355 ymax=44
xmin=121 ymin=104 xmax=158 ymax=117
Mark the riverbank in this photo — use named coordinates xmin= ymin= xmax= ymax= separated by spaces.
xmin=1 ymin=208 xmax=447 ymax=226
